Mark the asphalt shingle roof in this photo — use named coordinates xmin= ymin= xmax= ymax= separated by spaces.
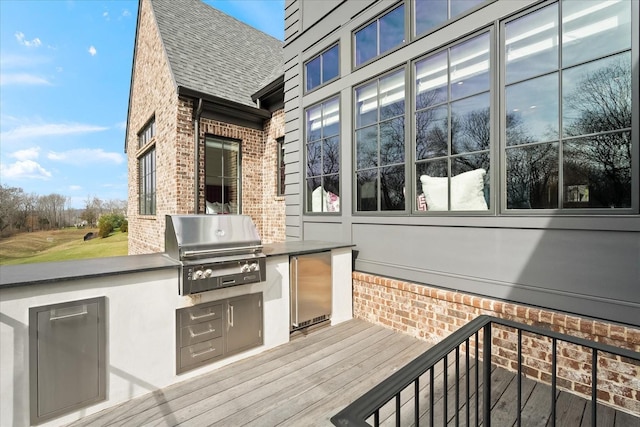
xmin=150 ymin=0 xmax=283 ymax=108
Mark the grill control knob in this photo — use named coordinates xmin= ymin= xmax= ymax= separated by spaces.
xmin=249 ymin=262 xmax=258 ymax=271
xmin=240 ymin=263 xmax=251 ymax=273
xmin=193 ymin=270 xmax=203 ymax=279
xmin=203 ymin=269 xmax=213 ymax=278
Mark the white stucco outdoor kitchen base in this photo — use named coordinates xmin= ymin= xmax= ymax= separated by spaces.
xmin=0 ymin=248 xmax=353 ymax=427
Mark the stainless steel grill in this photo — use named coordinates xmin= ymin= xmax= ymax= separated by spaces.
xmin=165 ymin=214 xmax=266 ymax=295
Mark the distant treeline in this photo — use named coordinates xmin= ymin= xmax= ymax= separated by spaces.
xmin=0 ymin=184 xmax=127 ymax=237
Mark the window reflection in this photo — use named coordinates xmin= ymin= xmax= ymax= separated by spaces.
xmin=355 ymin=69 xmax=406 ymax=212
xmin=305 ymin=44 xmax=340 ymax=92
xmin=355 ymin=5 xmax=405 ymax=67
xmin=414 ymin=32 xmax=491 ymax=212
xmin=306 ymin=97 xmax=341 ymax=213
xmin=504 ymin=1 xmax=632 ymax=211
xmin=415 ymin=0 xmax=485 ymax=36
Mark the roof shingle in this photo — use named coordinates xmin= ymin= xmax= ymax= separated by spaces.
xmin=150 ymin=0 xmax=283 ymax=108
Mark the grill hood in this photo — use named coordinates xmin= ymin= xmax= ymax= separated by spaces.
xmin=165 ymin=214 xmax=262 ymax=261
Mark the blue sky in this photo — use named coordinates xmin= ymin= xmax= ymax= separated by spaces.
xmin=0 ymin=0 xmax=284 ymax=209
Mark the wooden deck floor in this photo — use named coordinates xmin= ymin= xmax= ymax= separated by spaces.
xmin=68 ymin=319 xmax=639 ymax=427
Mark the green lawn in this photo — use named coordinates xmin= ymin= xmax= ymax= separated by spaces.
xmin=0 ymin=228 xmax=128 ymax=265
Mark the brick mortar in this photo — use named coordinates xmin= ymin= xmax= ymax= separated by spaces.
xmin=352 ymin=272 xmax=640 ymax=416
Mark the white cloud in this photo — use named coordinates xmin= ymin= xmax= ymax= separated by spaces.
xmin=11 ymin=147 xmax=41 ymax=161
xmin=69 ymin=185 xmax=83 ymax=191
xmin=15 ymin=32 xmax=42 ymax=48
xmin=103 ymin=11 xmax=109 ymax=19
xmin=115 ymin=120 xmax=127 ymax=130
xmin=121 ymin=9 xmax=131 ymax=18
xmin=0 ymin=160 xmax=51 ymax=180
xmin=88 ymin=46 xmax=97 ymax=56
xmin=0 ymin=123 xmax=108 ymax=142
xmin=47 ymin=148 xmax=124 ymax=165
xmin=0 ymin=73 xmax=51 ymax=86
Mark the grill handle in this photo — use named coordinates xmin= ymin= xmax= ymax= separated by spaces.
xmin=181 ymin=244 xmax=263 ymax=259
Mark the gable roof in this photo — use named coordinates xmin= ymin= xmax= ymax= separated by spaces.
xmin=150 ymin=0 xmax=283 ymax=109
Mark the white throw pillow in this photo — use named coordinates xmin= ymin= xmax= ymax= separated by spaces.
xmin=420 ymin=168 xmax=488 ymax=211
xmin=311 ymin=186 xmax=325 ymax=212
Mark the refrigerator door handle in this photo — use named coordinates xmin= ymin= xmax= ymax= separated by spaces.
xmin=291 ymin=256 xmax=298 ymax=327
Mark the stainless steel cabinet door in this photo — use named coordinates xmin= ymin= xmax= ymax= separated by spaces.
xmin=29 ymin=297 xmax=106 ymax=424
xmin=225 ymin=293 xmax=263 ymax=356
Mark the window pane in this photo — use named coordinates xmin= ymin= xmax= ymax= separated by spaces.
xmin=505 ymin=4 xmax=558 ymax=84
xmin=322 ymin=45 xmax=339 ymax=83
xmin=417 ymin=159 xmax=448 ymax=211
xmin=450 ymin=33 xmax=490 ymax=100
xmin=306 ymin=56 xmax=321 ymax=91
xmin=452 ymin=154 xmax=490 ymax=210
xmin=379 ymin=5 xmax=405 ymax=54
xmin=323 ymin=136 xmax=340 ymax=174
xmin=324 ymin=174 xmax=340 ymax=212
xmin=415 ymin=0 xmax=447 ymax=35
xmin=380 ymin=165 xmax=405 ymax=210
xmin=222 ymin=142 xmax=239 ymax=177
xmin=356 ymin=81 xmax=378 ymax=128
xmin=451 ymin=0 xmax=484 ymax=18
xmin=379 ymin=69 xmax=405 ymax=121
xmin=562 ymin=53 xmax=631 ymax=137
xmin=356 ymin=126 xmax=378 ymax=169
xmin=355 ymin=21 xmax=377 ymax=66
xmin=562 ymin=0 xmax=631 ymax=68
xmin=307 ymin=178 xmax=323 ymax=212
xmin=506 ymin=143 xmax=558 ymax=209
xmin=451 ymin=92 xmax=490 ymax=154
xmin=307 ymin=141 xmax=322 ymax=177
xmin=506 ymin=74 xmax=559 ymax=146
xmin=416 ymin=51 xmax=448 ymax=110
xmin=357 ymin=170 xmax=378 ymax=211
xmin=563 ymin=132 xmax=631 ymax=209
xmin=380 ymin=117 xmax=405 ymax=166
xmin=416 ymin=106 xmax=448 ymax=160
xmin=323 ymin=97 xmax=340 ymax=137
xmin=307 ymin=105 xmax=322 ymax=142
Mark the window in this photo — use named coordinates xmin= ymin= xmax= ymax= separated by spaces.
xmin=277 ymin=137 xmax=285 ymax=196
xmin=138 ymin=117 xmax=155 ymax=149
xmin=355 ymin=69 xmax=406 ymax=212
xmin=138 ymin=148 xmax=156 ymax=215
xmin=503 ymin=0 xmax=633 ymax=210
xmin=414 ymin=32 xmax=491 ymax=212
xmin=355 ymin=4 xmax=405 ymax=67
xmin=305 ymin=44 xmax=339 ymax=92
xmin=205 ymin=137 xmax=240 ymax=214
xmin=414 ymin=0 xmax=485 ymax=36
xmin=306 ymin=97 xmax=340 ymax=213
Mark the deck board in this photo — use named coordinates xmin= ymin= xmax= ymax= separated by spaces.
xmin=67 ymin=319 xmax=640 ymax=427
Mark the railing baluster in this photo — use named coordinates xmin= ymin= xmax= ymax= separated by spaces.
xmin=443 ymin=354 xmax=448 ymax=427
xmin=551 ymin=338 xmax=557 ymax=427
xmin=517 ymin=329 xmax=522 ymax=427
xmin=466 ymin=338 xmax=470 ymax=427
xmin=455 ymin=346 xmax=460 ymax=427
xmin=475 ymin=331 xmax=479 ymax=427
xmin=483 ymin=323 xmax=492 ymax=427
xmin=374 ymin=409 xmax=380 ymax=427
xmin=592 ymin=348 xmax=597 ymax=425
xmin=430 ymin=366 xmax=435 ymax=427
xmin=396 ymin=393 xmax=401 ymax=426
xmin=415 ymin=377 xmax=420 ymax=427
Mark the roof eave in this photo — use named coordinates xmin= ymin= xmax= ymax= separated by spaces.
xmin=251 ymin=74 xmax=285 ymax=102
xmin=178 ymin=86 xmax=272 ymax=120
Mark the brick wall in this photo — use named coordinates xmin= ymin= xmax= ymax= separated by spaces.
xmin=353 ymin=272 xmax=640 ymax=415
xmin=261 ymin=109 xmax=286 ymax=244
xmin=127 ymin=0 xmax=179 ymax=255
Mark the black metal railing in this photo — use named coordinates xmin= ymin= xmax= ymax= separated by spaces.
xmin=330 ymin=315 xmax=640 ymax=427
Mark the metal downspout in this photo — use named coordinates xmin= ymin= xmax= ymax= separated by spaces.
xmin=194 ymin=98 xmax=203 ymax=214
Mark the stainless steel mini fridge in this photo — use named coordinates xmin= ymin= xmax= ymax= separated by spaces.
xmin=290 ymin=251 xmax=332 ymax=331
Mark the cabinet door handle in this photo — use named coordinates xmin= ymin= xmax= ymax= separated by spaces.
xmin=228 ymin=304 xmax=234 ymax=327
xmin=191 ymin=346 xmax=216 ymax=358
xmin=189 ymin=327 xmax=215 ymax=338
xmin=50 ymin=305 xmax=88 ymax=321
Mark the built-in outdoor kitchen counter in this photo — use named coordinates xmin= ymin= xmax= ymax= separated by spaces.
xmin=0 ymin=238 xmax=354 ymax=427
